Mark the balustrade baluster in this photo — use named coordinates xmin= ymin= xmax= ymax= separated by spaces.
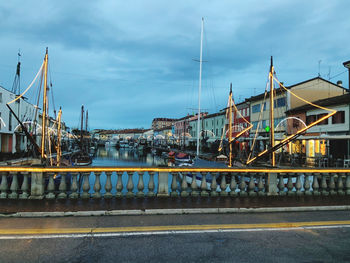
xmin=295 ymin=173 xmax=302 ymax=196
xmin=81 ymin=172 xmax=91 ymax=199
xmin=257 ymin=174 xmax=265 ymax=196
xmin=180 ymin=172 xmax=189 ymax=197
xmin=346 ymin=173 xmax=350 ymax=195
xmin=329 ymin=174 xmax=336 ymax=196
xmin=304 ymin=174 xmax=311 ymax=196
xmin=278 ymin=173 xmax=286 ymax=196
xmin=58 ymin=173 xmax=68 ymax=199
xmin=126 ymin=172 xmax=134 ymax=198
xmin=0 ymin=172 xmax=8 ymax=199
xmin=248 ymin=173 xmax=257 ymax=197
xmin=102 ymin=172 xmax=113 ymax=199
xmin=92 ymin=172 xmax=102 ymax=199
xmin=116 ymin=172 xmax=124 ymax=198
xmin=337 ymin=173 xmax=345 ymax=196
xmin=137 ymin=172 xmax=145 ymax=198
xmin=229 ymin=173 xmax=237 ymax=197
xmin=19 ymin=172 xmax=29 ymax=199
xmin=312 ymin=173 xmax=320 ymax=196
xmin=220 ymin=173 xmax=228 ymax=197
xmin=147 ymin=172 xmax=155 ymax=197
xmin=191 ymin=172 xmax=199 ymax=197
xmin=9 ymin=172 xmax=18 ymax=199
xmin=210 ymin=172 xmax=218 ymax=197
xmin=321 ymin=173 xmax=329 ymax=196
xmin=287 ymin=173 xmax=295 ymax=196
xmin=69 ymin=173 xmax=79 ymax=199
xmin=45 ymin=172 xmax=56 ymax=199
xmin=200 ymin=172 xmax=209 ymax=197
xmin=239 ymin=174 xmax=247 ymax=197
xmin=170 ymin=172 xmax=178 ymax=197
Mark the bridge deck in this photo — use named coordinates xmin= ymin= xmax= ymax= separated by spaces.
xmin=0 ymin=196 xmax=349 ymax=215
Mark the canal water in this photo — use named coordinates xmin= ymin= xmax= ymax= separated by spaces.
xmin=85 ymin=146 xmax=226 ymax=195
xmin=88 ymin=146 xmax=170 ymax=195
xmin=92 ymin=146 xmax=168 ymax=167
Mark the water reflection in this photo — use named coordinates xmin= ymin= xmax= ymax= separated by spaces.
xmin=92 ymin=146 xmax=168 ymax=167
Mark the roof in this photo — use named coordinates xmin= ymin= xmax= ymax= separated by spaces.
xmin=202 ymin=111 xmax=226 ymax=119
xmin=249 ymin=76 xmax=348 ymax=102
xmin=286 ymin=93 xmax=350 ymax=114
xmin=343 ymin=60 xmax=350 ymax=67
xmin=152 ymin=118 xmax=177 ymax=122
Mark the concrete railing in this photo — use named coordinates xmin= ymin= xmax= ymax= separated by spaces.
xmin=0 ymin=167 xmax=349 ymax=199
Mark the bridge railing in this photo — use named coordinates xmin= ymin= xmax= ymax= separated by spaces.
xmin=0 ymin=167 xmax=349 ymax=199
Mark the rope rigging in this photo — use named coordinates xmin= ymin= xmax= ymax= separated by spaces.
xmin=246 ymin=63 xmax=337 ymax=166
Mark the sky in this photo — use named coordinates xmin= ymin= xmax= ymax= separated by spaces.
xmin=0 ymin=0 xmax=349 ymax=130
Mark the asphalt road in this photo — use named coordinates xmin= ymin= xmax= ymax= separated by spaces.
xmin=0 ymin=211 xmax=349 ymax=263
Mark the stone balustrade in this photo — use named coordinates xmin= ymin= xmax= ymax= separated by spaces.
xmin=0 ymin=167 xmax=349 ymax=199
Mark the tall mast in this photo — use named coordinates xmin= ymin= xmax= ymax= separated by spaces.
xmin=80 ymin=105 xmax=84 ymax=151
xmin=56 ymin=107 xmax=62 ymax=166
xmin=85 ymin=110 xmax=88 ymax=132
xmin=41 ymin=48 xmax=49 ymax=160
xmin=269 ymin=56 xmax=275 ymax=166
xmin=228 ymin=83 xmax=233 ymax=167
xmin=196 ymin=17 xmax=204 ymax=158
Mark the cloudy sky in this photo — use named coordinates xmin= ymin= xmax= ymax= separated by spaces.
xmin=0 ymin=0 xmax=349 ymax=130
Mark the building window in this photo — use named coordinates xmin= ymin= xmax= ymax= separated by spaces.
xmin=252 ymin=121 xmax=258 ymax=130
xmin=9 ymin=112 xmax=12 ymax=131
xmin=306 ymin=115 xmax=316 ymax=125
xmin=252 ymin=104 xmax=260 ymax=113
xmin=274 ymin=97 xmax=286 ymax=108
xmin=317 ymin=113 xmax=328 ymax=125
xmin=292 ymin=119 xmax=299 ymax=128
xmin=332 ymin=111 xmax=345 ymax=124
xmin=0 ymin=93 xmax=2 ymax=103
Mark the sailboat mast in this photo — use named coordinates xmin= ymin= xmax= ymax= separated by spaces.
xmin=56 ymin=107 xmax=62 ymax=166
xmin=196 ymin=17 xmax=204 ymax=158
xmin=80 ymin=105 xmax=84 ymax=151
xmin=85 ymin=110 xmax=88 ymax=132
xmin=269 ymin=56 xmax=275 ymax=166
xmin=41 ymin=48 xmax=49 ymax=159
xmin=229 ymin=84 xmax=233 ymax=167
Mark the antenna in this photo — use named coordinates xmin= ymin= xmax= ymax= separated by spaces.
xmin=318 ymin=60 xmax=322 ymax=77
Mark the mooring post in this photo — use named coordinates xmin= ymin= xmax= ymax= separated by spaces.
xmin=267 ymin=172 xmax=278 ymax=196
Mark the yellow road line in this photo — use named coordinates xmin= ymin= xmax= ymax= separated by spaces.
xmin=0 ymin=220 xmax=350 ymax=235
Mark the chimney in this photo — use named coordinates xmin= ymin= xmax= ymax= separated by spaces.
xmin=337 ymin=80 xmax=343 ymax=87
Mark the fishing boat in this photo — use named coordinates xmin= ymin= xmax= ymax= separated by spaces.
xmin=175 ymin=152 xmax=192 ymax=163
xmin=119 ymin=140 xmax=130 ymax=148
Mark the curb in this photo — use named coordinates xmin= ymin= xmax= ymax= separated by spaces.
xmin=0 ymin=205 xmax=349 ymax=218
